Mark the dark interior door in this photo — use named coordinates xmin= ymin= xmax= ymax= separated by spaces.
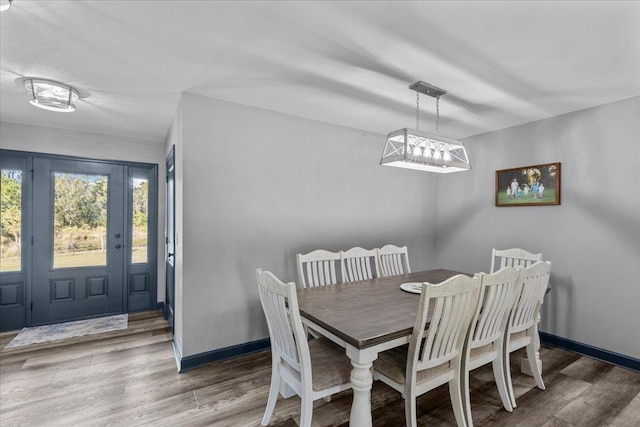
xmin=165 ymin=148 xmax=175 ymax=332
xmin=32 ymin=158 xmax=125 ymax=325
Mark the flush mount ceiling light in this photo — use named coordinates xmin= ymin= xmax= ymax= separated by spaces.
xmin=24 ymin=78 xmax=79 ymax=113
xmin=380 ymin=81 xmax=471 ymax=173
xmin=0 ymin=0 xmax=12 ymax=12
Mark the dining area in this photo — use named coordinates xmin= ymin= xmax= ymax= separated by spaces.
xmin=256 ymin=246 xmax=551 ymax=426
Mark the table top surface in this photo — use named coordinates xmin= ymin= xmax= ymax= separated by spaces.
xmin=296 ymin=269 xmax=466 ymax=349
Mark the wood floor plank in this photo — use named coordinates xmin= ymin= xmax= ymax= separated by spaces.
xmin=554 ymin=366 xmax=640 ymax=427
xmin=560 ymin=354 xmax=615 ymax=383
xmin=604 ymin=390 xmax=640 ymax=426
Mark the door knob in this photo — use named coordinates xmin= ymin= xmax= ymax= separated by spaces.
xmin=115 ymin=244 xmax=122 ymax=249
xmin=115 ymin=233 xmax=121 ymax=238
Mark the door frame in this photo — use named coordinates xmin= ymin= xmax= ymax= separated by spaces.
xmin=0 ymin=153 xmax=32 ymax=330
xmin=0 ymin=149 xmax=158 ymax=330
xmin=164 ymin=146 xmax=175 ymax=333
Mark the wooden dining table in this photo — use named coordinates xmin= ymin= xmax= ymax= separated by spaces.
xmin=296 ymin=269 xmax=466 ymax=427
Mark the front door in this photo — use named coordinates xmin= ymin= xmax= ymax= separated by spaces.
xmin=32 ymin=158 xmax=125 ymax=325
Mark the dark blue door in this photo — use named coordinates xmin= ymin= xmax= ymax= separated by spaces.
xmin=31 ymin=158 xmax=125 ymax=325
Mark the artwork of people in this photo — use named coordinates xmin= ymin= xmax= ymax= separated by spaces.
xmin=496 ymin=163 xmax=560 ymax=206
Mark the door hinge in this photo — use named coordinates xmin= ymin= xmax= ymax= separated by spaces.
xmin=30 ymin=302 xmax=33 ymax=311
xmin=31 ymin=236 xmax=34 ymax=245
xmin=30 ymin=169 xmax=34 ymax=180
xmin=165 ymin=174 xmax=169 ymax=183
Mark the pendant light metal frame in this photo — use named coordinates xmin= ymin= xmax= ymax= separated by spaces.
xmin=380 ymin=81 xmax=471 ymax=173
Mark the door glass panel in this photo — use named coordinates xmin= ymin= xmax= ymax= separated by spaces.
xmin=131 ymin=178 xmax=148 ymax=264
xmin=0 ymin=169 xmax=22 ymax=272
xmin=53 ymin=173 xmax=108 ymax=268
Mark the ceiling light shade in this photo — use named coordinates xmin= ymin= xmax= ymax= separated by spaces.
xmin=381 ymin=81 xmax=471 ymax=173
xmin=24 ymin=78 xmax=79 ymax=112
xmin=0 ymin=0 xmax=12 ymax=12
xmin=380 ymin=128 xmax=471 ymax=173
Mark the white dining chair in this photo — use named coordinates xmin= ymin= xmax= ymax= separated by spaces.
xmin=373 ymin=274 xmax=481 ymax=427
xmin=256 ymin=269 xmax=353 ymax=427
xmin=376 ymin=244 xmax=411 ymax=277
xmin=460 ymin=266 xmax=521 ymax=426
xmin=340 ymin=246 xmax=379 ymax=283
xmin=296 ymin=249 xmax=341 ymax=288
xmin=490 ymin=247 xmax=543 ymax=273
xmin=503 ymin=261 xmax=552 ymax=409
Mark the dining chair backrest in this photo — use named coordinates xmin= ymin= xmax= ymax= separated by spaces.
xmin=470 ymin=267 xmax=522 ymax=352
xmin=340 ymin=247 xmax=379 ymax=283
xmin=296 ymin=249 xmax=341 ymax=288
xmin=509 ymin=261 xmax=551 ymax=335
xmin=410 ymin=274 xmax=481 ymax=372
xmin=256 ymin=269 xmax=310 ymax=377
xmin=376 ymin=244 xmax=411 ymax=277
xmin=490 ymin=247 xmax=543 ymax=273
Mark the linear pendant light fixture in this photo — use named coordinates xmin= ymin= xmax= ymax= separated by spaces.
xmin=380 ymin=81 xmax=471 ymax=173
xmin=24 ymin=78 xmax=79 ymax=113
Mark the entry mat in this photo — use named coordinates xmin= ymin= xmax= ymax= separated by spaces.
xmin=5 ymin=314 xmax=128 ymax=348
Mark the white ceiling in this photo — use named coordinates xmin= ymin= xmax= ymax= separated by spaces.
xmin=1 ymin=1 xmax=639 ymax=145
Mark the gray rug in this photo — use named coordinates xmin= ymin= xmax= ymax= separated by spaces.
xmin=5 ymin=314 xmax=128 ymax=348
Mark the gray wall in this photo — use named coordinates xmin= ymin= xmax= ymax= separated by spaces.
xmin=433 ymin=96 xmax=640 ymax=359
xmin=176 ymin=93 xmax=437 ymax=357
xmin=0 ymin=121 xmax=167 ymax=303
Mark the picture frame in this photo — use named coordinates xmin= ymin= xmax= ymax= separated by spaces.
xmin=495 ymin=162 xmax=561 ymax=207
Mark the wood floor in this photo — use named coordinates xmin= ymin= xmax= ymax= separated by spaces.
xmin=1 ymin=310 xmax=638 ymax=426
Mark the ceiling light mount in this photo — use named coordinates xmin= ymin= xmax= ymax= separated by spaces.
xmin=408 ymin=81 xmax=446 ymax=98
xmin=24 ymin=78 xmax=79 ymax=113
xmin=380 ymin=81 xmax=470 ymax=173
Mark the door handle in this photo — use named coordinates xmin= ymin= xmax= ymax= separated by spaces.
xmin=167 ymin=253 xmax=174 ymax=258
xmin=115 ymin=244 xmax=122 ymax=249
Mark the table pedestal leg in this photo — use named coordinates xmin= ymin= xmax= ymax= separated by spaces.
xmin=521 ymin=314 xmax=543 ymax=377
xmin=347 ymin=346 xmax=376 ymax=427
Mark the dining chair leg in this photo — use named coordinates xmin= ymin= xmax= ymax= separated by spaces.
xmin=526 ymin=338 xmax=546 ymax=390
xmin=503 ymin=344 xmax=517 ymax=409
xmin=299 ymin=393 xmax=314 ymax=427
xmin=460 ymin=363 xmax=473 ymax=427
xmin=404 ymin=385 xmax=418 ymax=427
xmin=450 ymin=375 xmax=469 ymax=427
xmin=262 ymin=363 xmax=281 ymax=426
xmin=491 ymin=356 xmax=513 ymax=412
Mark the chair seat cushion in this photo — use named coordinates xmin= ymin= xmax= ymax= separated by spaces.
xmin=373 ymin=344 xmax=450 ymax=385
xmin=510 ymin=330 xmax=528 ymax=342
xmin=309 ymin=337 xmax=353 ymax=391
xmin=470 ymin=342 xmax=494 ymax=359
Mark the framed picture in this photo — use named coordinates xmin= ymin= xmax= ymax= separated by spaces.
xmin=495 ymin=162 xmax=561 ymax=207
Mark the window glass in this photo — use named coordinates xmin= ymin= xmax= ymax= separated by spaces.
xmin=131 ymin=178 xmax=148 ymax=264
xmin=53 ymin=173 xmax=107 ymax=268
xmin=1 ymin=169 xmax=22 ymax=272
